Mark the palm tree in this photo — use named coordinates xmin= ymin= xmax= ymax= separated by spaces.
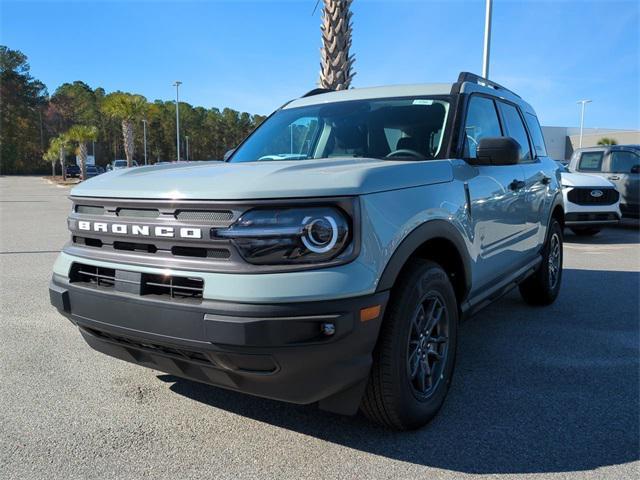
xmin=46 ymin=134 xmax=72 ymax=180
xmin=102 ymin=92 xmax=148 ymax=167
xmin=43 ymin=143 xmax=58 ymax=178
xmin=319 ymin=0 xmax=355 ymax=90
xmin=67 ymin=125 xmax=98 ymax=180
xmin=597 ymin=137 xmax=618 ymax=146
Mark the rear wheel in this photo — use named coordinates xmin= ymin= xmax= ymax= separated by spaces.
xmin=519 ymin=218 xmax=563 ymax=305
xmin=570 ymin=227 xmax=600 ymax=236
xmin=361 ymin=259 xmax=458 ymax=430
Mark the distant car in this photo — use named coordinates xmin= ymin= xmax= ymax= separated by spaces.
xmin=85 ymin=165 xmax=101 ymax=179
xmin=557 ymin=162 xmax=621 ymax=235
xmin=65 ymin=165 xmax=81 ymax=178
xmin=96 ymin=166 xmax=105 ymax=174
xmin=569 ymin=145 xmax=640 ymax=218
xmin=107 ymin=160 xmax=139 ymax=171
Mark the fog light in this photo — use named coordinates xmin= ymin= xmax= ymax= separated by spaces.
xmin=321 ymin=322 xmax=336 ymax=336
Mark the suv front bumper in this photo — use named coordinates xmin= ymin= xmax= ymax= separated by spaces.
xmin=49 ymin=274 xmax=388 ymax=414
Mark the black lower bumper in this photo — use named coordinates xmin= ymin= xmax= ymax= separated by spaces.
xmin=564 ymin=211 xmax=620 ymax=226
xmin=49 ymin=274 xmax=388 ymax=414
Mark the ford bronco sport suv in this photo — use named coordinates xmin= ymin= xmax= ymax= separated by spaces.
xmin=50 ymin=72 xmax=564 ymax=430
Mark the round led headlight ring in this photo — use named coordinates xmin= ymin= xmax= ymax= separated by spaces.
xmin=301 ymin=215 xmax=339 ymax=254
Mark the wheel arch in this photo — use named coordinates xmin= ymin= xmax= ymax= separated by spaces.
xmin=376 ymin=220 xmax=472 ymax=305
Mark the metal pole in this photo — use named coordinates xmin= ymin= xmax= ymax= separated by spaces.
xmin=577 ymin=100 xmax=592 ymax=148
xmin=482 ymin=0 xmax=493 ymax=79
xmin=186 ymin=135 xmax=189 ymax=161
xmin=142 ymin=119 xmax=148 ymax=165
xmin=173 ymin=81 xmax=182 ymax=162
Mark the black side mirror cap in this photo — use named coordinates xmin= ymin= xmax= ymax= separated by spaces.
xmin=223 ymin=148 xmax=236 ymax=161
xmin=630 ymin=165 xmax=640 ymax=174
xmin=472 ymin=137 xmax=521 ymax=166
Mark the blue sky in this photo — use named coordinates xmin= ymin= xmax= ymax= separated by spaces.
xmin=2 ymin=0 xmax=638 ymax=129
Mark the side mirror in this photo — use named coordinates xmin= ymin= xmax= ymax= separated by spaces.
xmin=474 ymin=137 xmax=521 ymax=166
xmin=223 ymin=148 xmax=236 ymax=161
xmin=630 ymin=165 xmax=640 ymax=174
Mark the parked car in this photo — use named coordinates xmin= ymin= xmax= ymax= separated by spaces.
xmin=84 ymin=165 xmax=101 ymax=179
xmin=65 ymin=164 xmax=80 ymax=178
xmin=557 ymin=162 xmax=620 ymax=235
xmin=569 ymin=145 xmax=640 ymax=218
xmin=50 ymin=72 xmax=564 ymax=430
xmin=107 ymin=159 xmax=139 ymax=171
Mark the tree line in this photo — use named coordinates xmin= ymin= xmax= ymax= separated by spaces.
xmin=0 ymin=45 xmax=267 ymax=175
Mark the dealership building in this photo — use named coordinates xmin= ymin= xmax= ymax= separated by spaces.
xmin=541 ymin=127 xmax=640 ymax=161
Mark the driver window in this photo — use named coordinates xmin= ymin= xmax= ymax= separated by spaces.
xmin=609 ymin=150 xmax=640 ymax=173
xmin=464 ymin=96 xmax=502 ymax=158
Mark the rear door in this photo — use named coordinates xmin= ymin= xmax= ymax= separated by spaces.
xmin=606 ymin=149 xmax=640 ymax=216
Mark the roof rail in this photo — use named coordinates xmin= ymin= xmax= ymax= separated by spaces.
xmin=457 ymin=72 xmax=521 ymax=98
xmin=301 ymin=88 xmax=333 ymax=98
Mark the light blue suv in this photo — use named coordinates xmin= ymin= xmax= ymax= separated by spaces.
xmin=49 ymin=72 xmax=564 ymax=430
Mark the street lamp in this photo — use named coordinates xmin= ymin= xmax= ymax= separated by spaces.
xmin=482 ymin=0 xmax=493 ymax=78
xmin=577 ymin=99 xmax=592 ymax=148
xmin=185 ymin=135 xmax=190 ymax=161
xmin=142 ymin=118 xmax=148 ymax=165
xmin=173 ymin=81 xmax=182 ymax=162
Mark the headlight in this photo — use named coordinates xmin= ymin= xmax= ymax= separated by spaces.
xmin=213 ymin=207 xmax=351 ymax=265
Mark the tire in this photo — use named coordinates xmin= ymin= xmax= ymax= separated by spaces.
xmin=570 ymin=227 xmax=600 ymax=236
xmin=361 ymin=259 xmax=458 ymax=430
xmin=519 ymin=218 xmax=563 ymax=306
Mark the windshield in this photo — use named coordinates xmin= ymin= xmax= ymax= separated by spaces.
xmin=229 ymin=97 xmax=450 ymax=163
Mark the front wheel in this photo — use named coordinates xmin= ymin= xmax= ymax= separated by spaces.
xmin=519 ymin=218 xmax=563 ymax=305
xmin=361 ymin=259 xmax=458 ymax=430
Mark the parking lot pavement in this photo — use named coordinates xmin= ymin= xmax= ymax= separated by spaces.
xmin=1 ymin=176 xmax=638 ymax=480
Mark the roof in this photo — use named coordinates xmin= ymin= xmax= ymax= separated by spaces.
xmin=284 ymin=83 xmax=453 ymax=109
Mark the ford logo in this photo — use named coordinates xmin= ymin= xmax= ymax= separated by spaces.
xmin=590 ymin=190 xmax=604 ymax=198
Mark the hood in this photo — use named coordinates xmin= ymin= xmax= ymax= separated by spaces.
xmin=70 ymin=158 xmax=454 ymax=200
xmin=560 ymin=171 xmax=615 ymax=188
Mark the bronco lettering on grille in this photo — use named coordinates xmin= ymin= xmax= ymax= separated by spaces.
xmin=77 ymin=221 xmax=202 ymax=239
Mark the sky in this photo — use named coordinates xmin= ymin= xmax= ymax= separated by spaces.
xmin=1 ymin=0 xmax=639 ymax=129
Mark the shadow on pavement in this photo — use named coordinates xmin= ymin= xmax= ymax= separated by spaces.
xmin=565 ymin=221 xmax=640 ymax=245
xmin=159 ymin=268 xmax=639 ymax=475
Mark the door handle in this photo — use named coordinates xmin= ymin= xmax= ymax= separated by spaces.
xmin=608 ymin=175 xmax=620 ymax=180
xmin=509 ymin=179 xmax=526 ymax=191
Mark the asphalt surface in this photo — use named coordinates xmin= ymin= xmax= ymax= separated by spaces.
xmin=1 ymin=176 xmax=638 ymax=480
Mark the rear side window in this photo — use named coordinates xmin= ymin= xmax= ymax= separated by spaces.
xmin=497 ymin=102 xmax=532 ymax=162
xmin=609 ymin=150 xmax=640 ymax=173
xmin=578 ymin=151 xmax=604 ymax=171
xmin=463 ymin=96 xmax=502 ymax=158
xmin=524 ymin=113 xmax=547 ymax=157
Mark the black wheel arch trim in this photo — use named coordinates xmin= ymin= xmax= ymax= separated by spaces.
xmin=375 ymin=219 xmax=472 ymax=299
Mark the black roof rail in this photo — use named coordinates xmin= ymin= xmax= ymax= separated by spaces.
xmin=457 ymin=72 xmax=521 ymax=98
xmin=301 ymin=87 xmax=333 ymax=98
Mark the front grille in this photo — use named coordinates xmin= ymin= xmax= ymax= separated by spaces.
xmin=176 ymin=210 xmax=233 ymax=221
xmin=76 ymin=205 xmax=105 ymax=215
xmin=116 ymin=208 xmax=160 ymax=218
xmin=567 ymin=188 xmax=619 ymax=205
xmin=69 ymin=263 xmax=204 ymax=302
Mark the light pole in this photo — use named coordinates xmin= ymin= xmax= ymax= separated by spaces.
xmin=482 ymin=0 xmax=493 ymax=78
xmin=185 ymin=135 xmax=190 ymax=161
xmin=577 ymin=99 xmax=592 ymax=148
xmin=173 ymin=81 xmax=182 ymax=162
xmin=142 ymin=119 xmax=148 ymax=165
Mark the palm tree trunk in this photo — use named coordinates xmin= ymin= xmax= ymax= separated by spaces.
xmin=59 ymin=148 xmax=66 ymax=181
xmin=319 ymin=0 xmax=356 ymax=91
xmin=78 ymin=142 xmax=88 ymax=180
xmin=122 ymin=119 xmax=134 ymax=167
xmin=51 ymin=161 xmax=55 ymax=178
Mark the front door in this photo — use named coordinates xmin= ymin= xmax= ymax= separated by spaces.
xmin=462 ymin=95 xmax=527 ymax=287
